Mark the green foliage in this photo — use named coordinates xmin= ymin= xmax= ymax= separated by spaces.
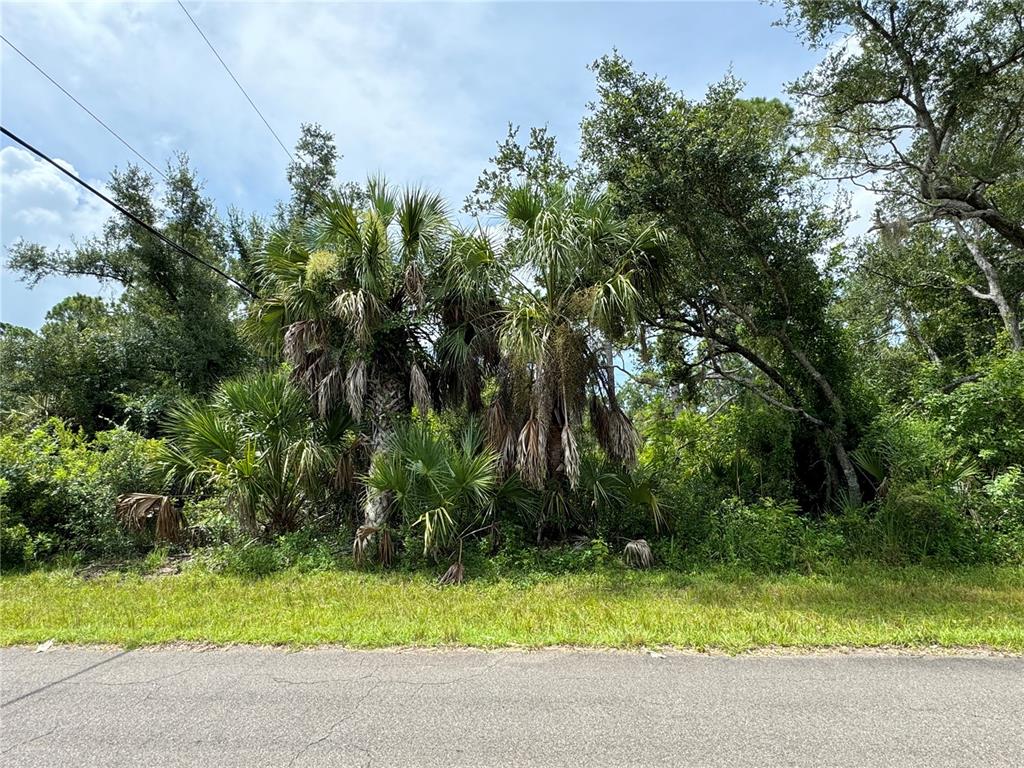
xmin=633 ymin=394 xmax=795 ymax=516
xmin=3 ymin=157 xmax=248 ymax=434
xmin=581 ymin=52 xmax=865 ymax=507
xmin=160 ymin=369 xmax=357 ymax=536
xmin=0 ymin=419 xmax=161 ymax=558
xmin=364 ymin=419 xmax=534 ymax=560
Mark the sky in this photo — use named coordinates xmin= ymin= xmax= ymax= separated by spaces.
xmin=1 ymin=1 xmax=825 ymax=329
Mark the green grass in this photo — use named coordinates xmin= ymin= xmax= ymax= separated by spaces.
xmin=2 ymin=565 xmax=1023 ymax=652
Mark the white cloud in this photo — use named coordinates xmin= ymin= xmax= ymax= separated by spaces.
xmin=0 ymin=146 xmax=111 ymax=327
xmin=0 ymin=146 xmax=108 ymax=250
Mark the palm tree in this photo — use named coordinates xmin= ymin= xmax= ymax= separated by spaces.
xmin=159 ymin=370 xmax=356 ymax=535
xmin=486 ymin=184 xmax=662 ymax=497
xmin=247 ymin=179 xmax=504 ymax=549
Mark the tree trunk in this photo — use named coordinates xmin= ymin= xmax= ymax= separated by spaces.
xmin=898 ymin=304 xmax=941 ymax=364
xmin=603 ymin=338 xmax=616 ymax=405
xmin=360 ymin=375 xmax=405 ymax=530
xmin=833 ymin=439 xmax=862 ymax=507
xmin=774 ymin=331 xmax=863 ymax=506
xmin=953 ymin=220 xmax=1023 ymax=351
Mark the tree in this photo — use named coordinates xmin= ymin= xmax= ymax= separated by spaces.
xmin=581 ymin=53 xmax=865 ymax=507
xmin=837 ymin=225 xmax=1017 ymax=390
xmin=491 ymin=183 xmax=658 ymax=495
xmin=464 ymin=124 xmax=573 ymax=217
xmin=5 ymin=155 xmax=249 ymax=426
xmin=279 ymin=122 xmax=363 ymax=224
xmin=785 ymin=0 xmax=1024 ymax=348
xmin=249 ymin=179 xmax=503 ymax=547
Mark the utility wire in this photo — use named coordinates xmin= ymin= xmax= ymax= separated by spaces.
xmin=1 ymin=125 xmax=259 ymax=299
xmin=1 ymin=34 xmax=168 ymax=181
xmin=176 ymin=0 xmax=293 ymax=161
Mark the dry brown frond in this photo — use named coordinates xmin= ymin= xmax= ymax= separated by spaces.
xmin=590 ymin=395 xmax=611 ymax=455
xmin=352 ymin=524 xmax=376 ymax=567
xmin=332 ymin=290 xmax=376 ymax=346
xmin=437 ymin=561 xmax=465 ymax=586
xmin=561 ymin=423 xmax=580 ymax=489
xmin=378 ymin=527 xmax=395 ymax=568
xmin=404 ymin=261 xmax=426 ymax=309
xmin=607 ymin=407 xmax=640 ymax=468
xmin=333 ymin=450 xmax=355 ymax=491
xmin=346 ymin=359 xmax=367 ymax=421
xmin=517 ymin=417 xmax=546 ymax=489
xmin=317 ymin=365 xmax=345 ymax=417
xmin=485 ymin=398 xmax=509 ymax=451
xmin=116 ymin=494 xmax=185 ymax=544
xmin=410 ymin=363 xmax=432 ymax=416
xmin=624 ymin=538 xmax=653 ymax=569
xmin=283 ymin=321 xmax=310 ymax=367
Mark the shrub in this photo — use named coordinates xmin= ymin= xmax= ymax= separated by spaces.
xmin=364 ymin=419 xmax=534 ymax=567
xmin=160 ymin=369 xmax=359 ymax=537
xmin=702 ymin=497 xmax=806 ymax=571
xmin=0 ymin=419 xmax=161 ymax=558
xmin=979 ymin=468 xmax=1024 ymax=564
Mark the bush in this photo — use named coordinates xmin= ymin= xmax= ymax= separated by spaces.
xmin=189 ymin=530 xmax=349 ymax=577
xmin=1 ymin=523 xmax=32 ymax=570
xmin=979 ymin=468 xmax=1024 ymax=564
xmin=703 ymin=497 xmax=806 ymax=571
xmin=0 ymin=419 xmax=161 ymax=558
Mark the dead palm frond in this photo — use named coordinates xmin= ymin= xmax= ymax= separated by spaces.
xmin=316 ymin=365 xmax=345 ymax=417
xmin=404 ymin=261 xmax=426 ymax=309
xmin=378 ymin=527 xmax=395 ymax=567
xmin=282 ymin=321 xmax=311 ymax=367
xmin=517 ymin=417 xmax=546 ymax=489
xmin=410 ymin=363 xmax=432 ymax=416
xmin=437 ymin=560 xmax=465 ymax=586
xmin=561 ymin=423 xmax=580 ymax=489
xmin=331 ymin=289 xmax=377 ymax=346
xmin=607 ymin=407 xmax=640 ymax=468
xmin=590 ymin=395 xmax=611 ymax=453
xmin=116 ymin=494 xmax=185 ymax=543
xmin=346 ymin=359 xmax=367 ymax=421
xmin=624 ymin=538 xmax=653 ymax=569
xmin=485 ymin=398 xmax=517 ymax=476
xmin=333 ymin=449 xmax=355 ymax=491
xmin=352 ymin=524 xmax=376 ymax=567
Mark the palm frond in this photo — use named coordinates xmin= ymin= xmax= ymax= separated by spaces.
xmin=116 ymin=494 xmax=186 ymax=543
xmin=516 ymin=416 xmax=547 ymax=489
xmin=316 ymin=365 xmax=345 ymax=417
xmin=624 ymin=539 xmax=653 ymax=569
xmin=607 ymin=406 xmax=640 ymax=468
xmin=561 ymin=423 xmax=581 ymax=489
xmin=410 ymin=362 xmax=432 ymax=416
xmin=345 ymin=359 xmax=367 ymax=421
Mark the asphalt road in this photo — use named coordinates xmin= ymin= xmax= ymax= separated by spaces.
xmin=1 ymin=647 xmax=1021 ymax=767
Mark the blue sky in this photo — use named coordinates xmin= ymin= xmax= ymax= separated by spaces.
xmin=1 ymin=1 xmax=822 ymax=329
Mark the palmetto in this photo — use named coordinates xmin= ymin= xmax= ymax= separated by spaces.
xmin=158 ymin=370 xmax=356 ymax=535
xmin=363 ymin=420 xmax=533 ymax=563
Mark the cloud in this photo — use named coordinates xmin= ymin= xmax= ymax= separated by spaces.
xmin=1 ymin=146 xmax=111 ymax=327
xmin=0 ymin=146 xmax=108 ymax=250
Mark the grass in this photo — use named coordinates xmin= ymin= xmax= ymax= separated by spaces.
xmin=2 ymin=565 xmax=1023 ymax=652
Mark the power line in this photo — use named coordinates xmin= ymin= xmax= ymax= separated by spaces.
xmin=176 ymin=0 xmax=293 ymax=161
xmin=1 ymin=34 xmax=168 ymax=181
xmin=1 ymin=125 xmax=259 ymax=299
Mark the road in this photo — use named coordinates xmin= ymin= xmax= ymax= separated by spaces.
xmin=1 ymin=647 xmax=1021 ymax=767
